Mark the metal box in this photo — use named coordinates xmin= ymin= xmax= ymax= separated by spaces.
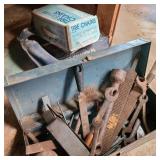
xmin=4 ymin=39 xmax=156 ymax=155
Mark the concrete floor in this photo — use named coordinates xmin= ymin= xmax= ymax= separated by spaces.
xmin=4 ymin=4 xmax=156 ymax=155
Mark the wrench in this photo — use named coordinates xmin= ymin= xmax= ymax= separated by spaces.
xmin=124 ymin=118 xmax=141 ymax=145
xmin=122 ymin=76 xmax=148 ymax=134
xmin=89 ymin=69 xmax=126 ymax=155
xmin=79 ymin=87 xmax=103 ymax=138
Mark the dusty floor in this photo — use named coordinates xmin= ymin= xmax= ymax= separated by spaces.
xmin=4 ymin=4 xmax=156 ymax=155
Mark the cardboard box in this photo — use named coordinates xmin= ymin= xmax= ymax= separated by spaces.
xmin=32 ymin=4 xmax=100 ymax=52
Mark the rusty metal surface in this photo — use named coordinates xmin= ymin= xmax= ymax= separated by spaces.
xmin=78 ymin=87 xmax=103 ymax=138
xmin=123 ymin=77 xmax=148 ymax=135
xmin=124 ymin=119 xmax=141 ymax=145
xmin=26 ymin=140 xmax=56 ymax=155
xmin=4 ymin=39 xmax=152 ymax=156
xmin=101 ymin=69 xmax=137 ymax=154
xmin=90 ymin=69 xmax=127 ymax=155
xmin=47 ymin=117 xmax=89 ymax=156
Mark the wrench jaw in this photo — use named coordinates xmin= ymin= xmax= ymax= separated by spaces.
xmin=136 ymin=76 xmax=148 ymax=97
xmin=105 ymin=87 xmax=119 ymax=102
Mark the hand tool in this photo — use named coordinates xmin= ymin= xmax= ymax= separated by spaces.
xmin=47 ymin=117 xmax=90 ymax=156
xmin=73 ymin=64 xmax=84 ymax=92
xmin=90 ymin=69 xmax=127 ymax=155
xmin=99 ymin=69 xmax=137 ymax=154
xmin=85 ymin=128 xmax=94 ymax=148
xmin=42 ymin=96 xmax=89 ymax=156
xmin=103 ymin=135 xmax=126 ymax=155
xmin=78 ymin=87 xmax=103 ymax=139
xmin=57 ymin=101 xmax=67 ymax=123
xmin=74 ymin=113 xmax=81 ymax=134
xmin=122 ymin=77 xmax=148 ymax=134
xmin=124 ymin=118 xmax=141 ymax=145
xmin=111 ymin=131 xmax=156 ymax=156
xmin=18 ymin=28 xmax=58 ymax=67
xmin=69 ymin=113 xmax=75 ymax=128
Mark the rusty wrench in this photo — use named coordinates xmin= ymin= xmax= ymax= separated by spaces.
xmin=90 ymin=69 xmax=126 ymax=155
xmin=122 ymin=76 xmax=148 ymax=134
xmin=124 ymin=118 xmax=141 ymax=145
xmin=79 ymin=87 xmax=103 ymax=138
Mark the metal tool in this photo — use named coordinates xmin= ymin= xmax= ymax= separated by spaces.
xmin=47 ymin=117 xmax=90 ymax=156
xmin=74 ymin=113 xmax=81 ymax=134
xmin=73 ymin=64 xmax=84 ymax=92
xmin=78 ymin=87 xmax=103 ymax=139
xmin=100 ymin=69 xmax=137 ymax=154
xmin=122 ymin=77 xmax=148 ymax=134
xmin=90 ymin=69 xmax=127 ymax=155
xmin=124 ymin=119 xmax=141 ymax=145
xmin=85 ymin=128 xmax=94 ymax=148
xmin=57 ymin=101 xmax=67 ymax=123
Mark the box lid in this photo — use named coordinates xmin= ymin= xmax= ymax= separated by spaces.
xmin=33 ymin=4 xmax=92 ymax=25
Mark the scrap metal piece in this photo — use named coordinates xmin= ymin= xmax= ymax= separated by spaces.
xmin=47 ymin=117 xmax=89 ymax=156
xmin=100 ymin=70 xmax=137 ymax=154
xmin=78 ymin=87 xmax=103 ymax=139
xmin=26 ymin=140 xmax=56 ymax=155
